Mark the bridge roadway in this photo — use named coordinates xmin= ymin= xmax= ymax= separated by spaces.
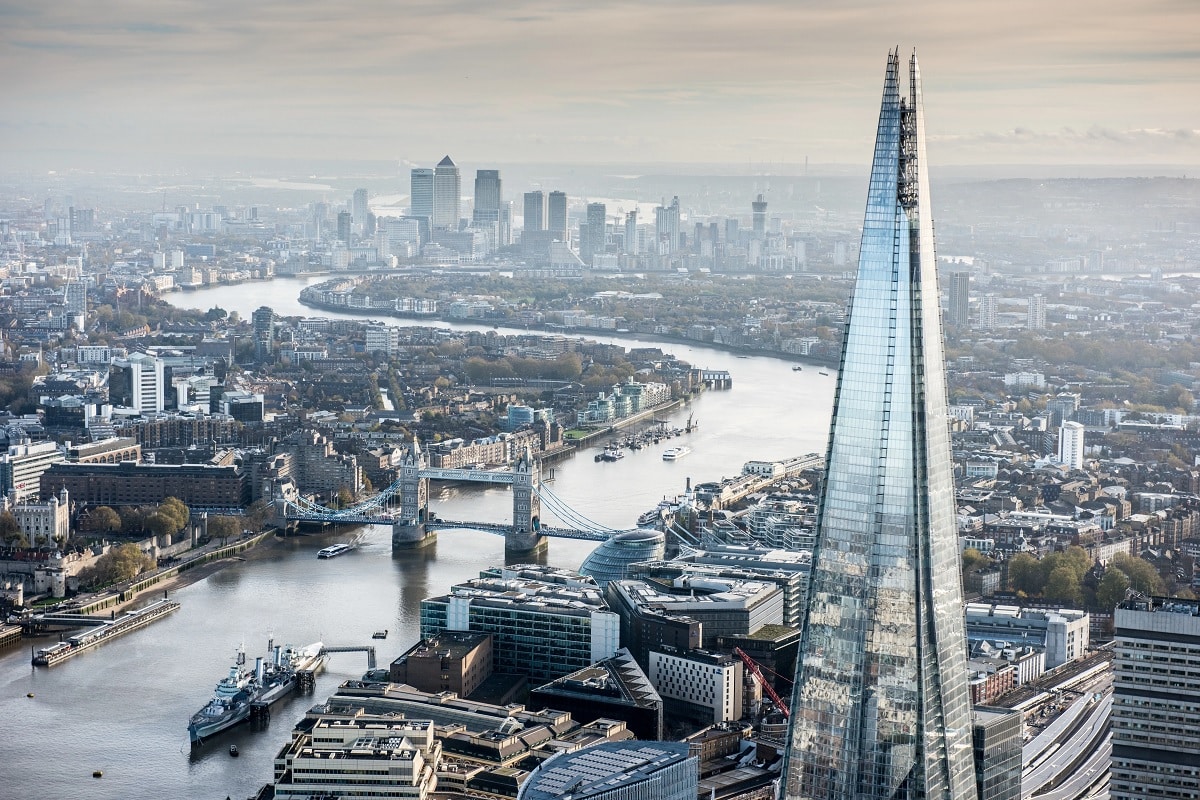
xmin=425 ymin=519 xmax=612 ymax=542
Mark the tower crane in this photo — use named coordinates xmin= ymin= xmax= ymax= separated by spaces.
xmin=733 ymin=647 xmax=789 ymax=718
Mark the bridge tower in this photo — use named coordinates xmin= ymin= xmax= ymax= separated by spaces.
xmin=508 ymin=446 xmax=546 ymax=554
xmin=393 ymin=438 xmax=435 ymax=549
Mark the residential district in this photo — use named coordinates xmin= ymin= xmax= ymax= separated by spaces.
xmin=0 ymin=164 xmax=1199 ymax=800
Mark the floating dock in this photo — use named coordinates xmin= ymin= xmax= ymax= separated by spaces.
xmin=32 ymin=599 xmax=181 ymax=667
xmin=0 ymin=624 xmax=22 ymax=648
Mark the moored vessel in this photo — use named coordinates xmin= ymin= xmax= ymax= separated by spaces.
xmin=188 ymin=640 xmax=325 ymax=744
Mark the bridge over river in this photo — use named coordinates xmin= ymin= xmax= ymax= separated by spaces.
xmin=272 ymin=440 xmax=629 ymax=554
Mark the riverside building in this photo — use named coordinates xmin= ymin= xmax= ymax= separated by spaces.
xmin=419 ymin=570 xmax=620 ymax=682
xmin=781 ymin=51 xmax=978 ymax=799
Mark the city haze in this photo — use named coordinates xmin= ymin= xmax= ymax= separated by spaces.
xmin=2 ymin=0 xmax=1199 ymax=171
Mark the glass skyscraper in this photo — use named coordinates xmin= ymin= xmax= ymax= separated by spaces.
xmin=781 ymin=51 xmax=977 ymax=800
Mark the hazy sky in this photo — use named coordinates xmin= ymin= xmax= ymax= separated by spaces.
xmin=2 ymin=0 xmax=1198 ymax=169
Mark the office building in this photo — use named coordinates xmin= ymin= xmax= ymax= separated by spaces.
xmin=433 ymin=155 xmax=460 ymax=229
xmin=351 ymin=187 xmax=369 ymax=226
xmin=523 ymin=190 xmax=546 ymax=231
xmin=971 ymin=707 xmax=1022 ymax=800
xmin=517 ymin=741 xmax=697 ymax=800
xmin=964 ymin=603 xmax=1088 ymax=670
xmin=1058 ymin=421 xmax=1086 ymax=470
xmin=1028 ymin=293 xmax=1046 ymax=329
xmin=581 ymin=202 xmax=606 ymax=264
xmin=624 ymin=209 xmax=639 ymax=255
xmin=336 ymin=210 xmax=351 ymax=242
xmin=268 ymin=709 xmax=441 ymax=800
xmin=389 ymin=631 xmax=493 ymax=697
xmin=529 ymin=647 xmax=664 ymax=740
xmin=630 ymin=552 xmax=809 ymax=627
xmin=607 ymin=577 xmax=783 ymax=654
xmin=472 ymin=169 xmax=504 ymax=244
xmin=781 ymin=52 xmax=977 ymax=800
xmin=109 ymin=352 xmax=165 ymax=413
xmin=410 ymin=168 xmax=434 ymax=219
xmin=547 ymin=190 xmax=568 ymax=239
xmin=752 ymin=194 xmax=768 ymax=239
xmin=420 ymin=569 xmax=620 ymax=682
xmin=948 ymin=271 xmax=970 ymax=326
xmin=655 ymin=196 xmax=681 ymax=253
xmin=0 ymin=440 xmax=66 ymax=504
xmin=473 ymin=169 xmax=501 ymax=219
xmin=1111 ymin=596 xmax=1200 ymax=799
xmin=578 ymin=529 xmax=665 ymax=589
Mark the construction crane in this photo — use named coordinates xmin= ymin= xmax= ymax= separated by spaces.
xmin=734 ymin=647 xmax=789 ymax=718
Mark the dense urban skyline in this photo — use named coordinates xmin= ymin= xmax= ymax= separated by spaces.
xmin=1 ymin=0 xmax=1198 ymax=170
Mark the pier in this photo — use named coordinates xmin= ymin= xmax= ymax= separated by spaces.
xmin=31 ymin=599 xmax=181 ymax=667
xmin=0 ymin=624 xmax=21 ymax=648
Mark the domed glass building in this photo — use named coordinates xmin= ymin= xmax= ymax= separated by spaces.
xmin=578 ymin=528 xmax=665 ymax=588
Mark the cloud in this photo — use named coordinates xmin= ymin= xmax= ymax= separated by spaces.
xmin=0 ymin=0 xmax=1197 ymax=166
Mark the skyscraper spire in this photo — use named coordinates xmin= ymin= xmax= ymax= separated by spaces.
xmin=781 ymin=51 xmax=977 ymax=800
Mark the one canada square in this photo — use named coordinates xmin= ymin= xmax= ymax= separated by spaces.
xmin=781 ymin=52 xmax=977 ymax=800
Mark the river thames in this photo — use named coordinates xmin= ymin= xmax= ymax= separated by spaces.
xmin=0 ymin=276 xmax=836 ymax=800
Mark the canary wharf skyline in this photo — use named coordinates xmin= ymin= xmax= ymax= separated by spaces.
xmin=1 ymin=0 xmax=1198 ymax=171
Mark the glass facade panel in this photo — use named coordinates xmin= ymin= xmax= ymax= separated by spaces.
xmin=781 ymin=51 xmax=977 ymax=800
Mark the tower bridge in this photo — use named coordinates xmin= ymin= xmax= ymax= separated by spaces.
xmin=273 ymin=440 xmax=625 ymax=554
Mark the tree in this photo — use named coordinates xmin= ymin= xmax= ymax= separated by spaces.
xmin=206 ymin=515 xmax=241 ymax=543
xmin=1110 ymin=554 xmax=1166 ymax=596
xmin=145 ymin=513 xmax=177 ymax=540
xmin=0 ymin=511 xmax=23 ymax=546
xmin=1096 ymin=568 xmax=1130 ymax=611
xmin=158 ymin=497 xmax=190 ymax=534
xmin=1045 ymin=566 xmax=1083 ymax=606
xmin=85 ymin=506 xmax=122 ymax=534
xmin=77 ymin=543 xmax=154 ymax=589
xmin=337 ymin=486 xmax=354 ymax=508
xmin=961 ymin=548 xmax=989 ymax=577
xmin=1007 ymin=553 xmax=1042 ymax=595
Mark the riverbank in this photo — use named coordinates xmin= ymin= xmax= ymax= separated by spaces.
xmin=294 ymin=291 xmax=839 ymax=369
xmin=56 ymin=532 xmax=276 ymax=617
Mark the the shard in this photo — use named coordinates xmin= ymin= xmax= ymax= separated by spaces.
xmin=781 ymin=51 xmax=977 ymax=800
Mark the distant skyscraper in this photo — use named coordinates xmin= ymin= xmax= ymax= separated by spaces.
xmin=782 ymin=51 xmax=977 ymax=800
xmin=410 ymin=168 xmax=434 ymax=219
xmin=547 ymin=190 xmax=568 ymax=239
xmin=624 ymin=209 xmax=639 ymax=255
xmin=523 ymin=191 xmax=546 ymax=232
xmin=351 ymin=188 xmax=368 ymax=226
xmin=948 ymin=271 xmax=970 ymax=326
xmin=473 ymin=170 xmax=501 ymax=218
xmin=978 ymin=293 xmax=998 ymax=330
xmin=252 ymin=305 xmax=275 ymax=362
xmin=473 ymin=169 xmax=503 ymax=246
xmin=336 ymin=210 xmax=351 ymax=243
xmin=433 ymin=155 xmax=460 ymax=229
xmin=752 ymin=193 xmax=768 ymax=239
xmin=655 ymin=196 xmax=681 ymax=253
xmin=581 ymin=202 xmax=606 ymax=264
xmin=1027 ymin=293 xmax=1046 ymax=329
xmin=1057 ymin=421 xmax=1085 ymax=469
